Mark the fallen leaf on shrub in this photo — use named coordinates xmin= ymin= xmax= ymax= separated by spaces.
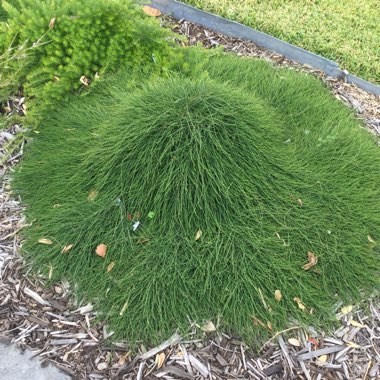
xmin=80 ymin=76 xmax=90 ymax=86
xmin=96 ymin=244 xmax=107 ymax=258
xmin=134 ymin=211 xmax=141 ymax=220
xmin=53 ymin=76 xmax=60 ymax=81
xmin=318 ymin=354 xmax=328 ymax=362
xmin=38 ymin=238 xmax=53 ymax=245
xmin=49 ymin=17 xmax=56 ymax=29
xmin=267 ymin=321 xmax=273 ymax=331
xmin=132 ymin=221 xmax=140 ymax=231
xmin=346 ymin=341 xmax=361 ymax=349
xmin=143 ymin=5 xmax=161 ymax=16
xmin=302 ymin=251 xmax=318 ymax=270
xmin=107 ymin=261 xmax=115 ymax=273
xmin=127 ymin=213 xmax=132 ymax=221
xmin=136 ymin=238 xmax=148 ymax=244
xmin=341 ymin=305 xmax=353 ymax=315
xmin=155 ymin=353 xmax=165 ymax=369
xmin=293 ymin=297 xmax=306 ymax=311
xmin=195 ymin=229 xmax=202 ymax=241
xmin=61 ymin=244 xmax=73 ymax=253
xmin=201 ymin=320 xmax=216 ymax=332
xmin=274 ymin=289 xmax=282 ymax=302
xmin=252 ymin=317 xmax=266 ymax=328
xmin=367 ymin=235 xmax=375 ymax=243
xmin=288 ymin=338 xmax=301 ymax=347
xmin=350 ymin=320 xmax=365 ymax=328
xmin=87 ymin=190 xmax=98 ymax=202
xmin=297 ymin=198 xmax=303 ymax=206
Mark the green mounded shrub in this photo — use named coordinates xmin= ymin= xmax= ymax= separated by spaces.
xmin=14 ymin=53 xmax=380 ymax=345
xmin=1 ymin=0 xmax=179 ymax=107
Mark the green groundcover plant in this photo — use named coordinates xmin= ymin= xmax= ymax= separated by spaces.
xmin=14 ymin=52 xmax=380 ymax=346
xmin=0 ymin=0 xmax=178 ymax=107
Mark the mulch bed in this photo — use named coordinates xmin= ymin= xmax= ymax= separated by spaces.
xmin=1 ymin=17 xmax=379 ymax=380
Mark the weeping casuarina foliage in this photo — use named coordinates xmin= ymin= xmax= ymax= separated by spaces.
xmin=14 ymin=53 xmax=380 ymax=345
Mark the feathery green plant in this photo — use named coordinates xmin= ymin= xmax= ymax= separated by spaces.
xmin=1 ymin=0 xmax=179 ymax=108
xmin=14 ymin=53 xmax=380 ymax=346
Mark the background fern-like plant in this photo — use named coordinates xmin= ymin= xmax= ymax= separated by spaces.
xmin=1 ymin=0 xmax=178 ymax=107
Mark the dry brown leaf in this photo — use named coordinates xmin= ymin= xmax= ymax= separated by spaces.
xmin=267 ymin=321 xmax=273 ymax=331
xmin=341 ymin=305 xmax=353 ymax=315
xmin=107 ymin=261 xmax=115 ymax=273
xmin=302 ymin=251 xmax=318 ymax=270
xmin=80 ymin=76 xmax=90 ymax=86
xmin=293 ymin=297 xmax=306 ymax=311
xmin=195 ymin=229 xmax=202 ymax=241
xmin=349 ymin=320 xmax=365 ymax=328
xmin=288 ymin=338 xmax=301 ymax=347
xmin=252 ymin=317 xmax=266 ymax=329
xmin=87 ymin=190 xmax=98 ymax=202
xmin=318 ymin=354 xmax=328 ymax=362
xmin=308 ymin=337 xmax=319 ymax=347
xmin=143 ymin=5 xmax=161 ymax=17
xmin=61 ymin=244 xmax=73 ymax=253
xmin=38 ymin=238 xmax=53 ymax=245
xmin=274 ymin=289 xmax=282 ymax=302
xmin=96 ymin=244 xmax=107 ymax=258
xmin=155 ymin=352 xmax=165 ymax=369
xmin=201 ymin=320 xmax=216 ymax=332
xmin=49 ymin=17 xmax=56 ymax=29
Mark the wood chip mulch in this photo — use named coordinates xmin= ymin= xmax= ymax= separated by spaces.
xmin=1 ymin=19 xmax=380 ymax=379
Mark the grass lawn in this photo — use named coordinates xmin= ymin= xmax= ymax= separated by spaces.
xmin=182 ymin=0 xmax=380 ymax=84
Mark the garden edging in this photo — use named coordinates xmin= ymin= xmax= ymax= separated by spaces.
xmin=149 ymin=0 xmax=380 ymax=96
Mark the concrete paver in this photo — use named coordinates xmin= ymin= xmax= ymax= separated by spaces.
xmin=0 ymin=343 xmax=71 ymax=380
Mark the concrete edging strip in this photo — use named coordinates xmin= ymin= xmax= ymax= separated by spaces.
xmin=150 ymin=0 xmax=380 ymax=95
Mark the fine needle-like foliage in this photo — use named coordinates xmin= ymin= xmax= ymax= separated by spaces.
xmin=13 ymin=54 xmax=380 ymax=346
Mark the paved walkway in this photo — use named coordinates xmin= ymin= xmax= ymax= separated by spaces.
xmin=0 ymin=343 xmax=70 ymax=380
